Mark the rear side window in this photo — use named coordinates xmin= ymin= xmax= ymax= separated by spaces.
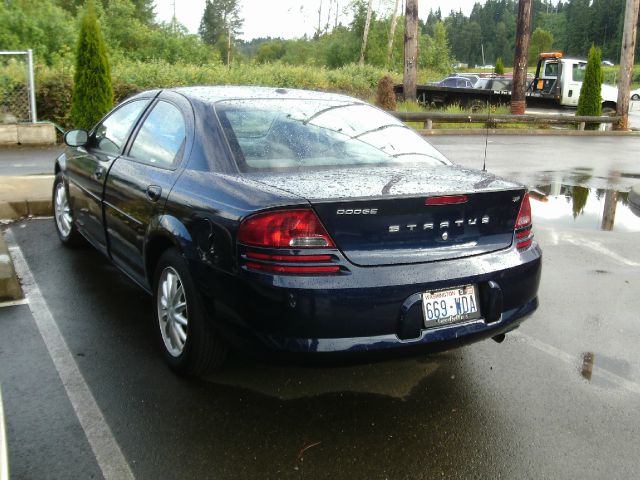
xmin=129 ymin=101 xmax=186 ymax=168
xmin=94 ymin=100 xmax=148 ymax=154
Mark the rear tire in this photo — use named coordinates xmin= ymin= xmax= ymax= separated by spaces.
xmin=153 ymin=248 xmax=226 ymax=375
xmin=53 ymin=173 xmax=84 ymax=248
xmin=632 ymin=94 xmax=640 ymax=101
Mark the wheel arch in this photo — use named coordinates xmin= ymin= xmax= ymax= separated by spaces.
xmin=145 ymin=215 xmax=194 ymax=287
xmin=601 ymin=101 xmax=617 ymax=114
xmin=54 ymin=152 xmax=66 ymax=175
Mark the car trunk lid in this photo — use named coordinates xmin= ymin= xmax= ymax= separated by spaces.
xmin=246 ymin=165 xmax=525 ymax=266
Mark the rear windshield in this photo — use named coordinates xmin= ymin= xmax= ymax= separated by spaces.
xmin=214 ymin=99 xmax=449 ymax=172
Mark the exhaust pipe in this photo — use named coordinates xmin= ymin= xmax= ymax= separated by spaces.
xmin=492 ymin=333 xmax=506 ymax=344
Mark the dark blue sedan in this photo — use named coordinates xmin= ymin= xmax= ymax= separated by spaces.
xmin=54 ymin=86 xmax=541 ymax=375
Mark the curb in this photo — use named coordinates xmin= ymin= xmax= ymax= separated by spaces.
xmin=418 ymin=128 xmax=640 ymax=136
xmin=0 ymin=199 xmax=52 ymax=219
xmin=0 ymin=175 xmax=54 ymax=221
xmin=0 ymin=232 xmax=22 ymax=302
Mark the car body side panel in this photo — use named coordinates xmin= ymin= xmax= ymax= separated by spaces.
xmin=65 ymin=147 xmax=116 ymax=255
xmin=102 ymin=93 xmax=195 ymax=286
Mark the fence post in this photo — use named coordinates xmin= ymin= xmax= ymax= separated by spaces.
xmin=578 ymin=122 xmax=586 ymax=131
xmin=26 ymin=49 xmax=37 ymax=123
xmin=424 ymin=119 xmax=432 ymax=129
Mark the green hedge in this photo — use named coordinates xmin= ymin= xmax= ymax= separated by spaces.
xmin=27 ymin=60 xmax=400 ymax=129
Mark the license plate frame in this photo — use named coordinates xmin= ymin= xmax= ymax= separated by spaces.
xmin=422 ymin=284 xmax=481 ymax=328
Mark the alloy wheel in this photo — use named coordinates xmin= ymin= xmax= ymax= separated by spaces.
xmin=157 ymin=267 xmax=189 ymax=357
xmin=54 ymin=182 xmax=72 ymax=238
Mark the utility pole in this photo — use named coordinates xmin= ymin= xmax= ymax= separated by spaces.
xmin=614 ymin=0 xmax=640 ymax=130
xmin=386 ymin=0 xmax=401 ymax=67
xmin=171 ymin=0 xmax=176 ymax=33
xmin=403 ymin=0 xmax=418 ymax=101
xmin=359 ymin=0 xmax=374 ymax=66
xmin=510 ymin=0 xmax=533 ymax=114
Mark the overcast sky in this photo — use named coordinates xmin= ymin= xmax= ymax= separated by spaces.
xmin=154 ymin=0 xmax=480 ymax=40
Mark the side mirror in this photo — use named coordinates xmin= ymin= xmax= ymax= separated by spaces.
xmin=64 ymin=129 xmax=89 ymax=147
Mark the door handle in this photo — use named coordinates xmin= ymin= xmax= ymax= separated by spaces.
xmin=94 ymin=166 xmax=106 ymax=180
xmin=146 ymin=185 xmax=162 ymax=202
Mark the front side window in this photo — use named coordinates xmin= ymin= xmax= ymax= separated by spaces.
xmin=93 ymin=100 xmax=149 ymax=154
xmin=129 ymin=101 xmax=186 ymax=168
xmin=572 ymin=63 xmax=586 ymax=82
xmin=215 ymin=99 xmax=449 ymax=173
xmin=544 ymin=62 xmax=559 ymax=78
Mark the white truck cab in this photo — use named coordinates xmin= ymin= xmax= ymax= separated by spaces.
xmin=531 ymin=52 xmax=618 ymax=112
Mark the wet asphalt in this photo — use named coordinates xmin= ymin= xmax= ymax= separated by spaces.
xmin=1 ymin=137 xmax=640 ymax=479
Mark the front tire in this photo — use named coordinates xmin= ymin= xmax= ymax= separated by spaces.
xmin=632 ymin=94 xmax=640 ymax=101
xmin=153 ymin=248 xmax=226 ymax=375
xmin=53 ymin=173 xmax=84 ymax=248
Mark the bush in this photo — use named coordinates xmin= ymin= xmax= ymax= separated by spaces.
xmin=37 ymin=77 xmax=73 ymax=127
xmin=576 ymin=45 xmax=603 ymax=130
xmin=12 ymin=60 xmax=400 ymax=129
xmin=375 ymin=75 xmax=397 ymax=110
xmin=70 ymin=0 xmax=113 ymax=129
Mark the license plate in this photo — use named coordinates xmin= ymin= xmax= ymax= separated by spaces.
xmin=422 ymin=285 xmax=481 ymax=328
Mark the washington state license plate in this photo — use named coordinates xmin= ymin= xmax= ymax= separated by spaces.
xmin=422 ymin=285 xmax=481 ymax=328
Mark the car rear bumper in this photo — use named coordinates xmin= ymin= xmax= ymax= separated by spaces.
xmin=194 ymin=243 xmax=542 ymax=356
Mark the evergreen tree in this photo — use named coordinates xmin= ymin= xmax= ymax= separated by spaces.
xmin=495 ymin=57 xmax=505 ymax=75
xmin=70 ymin=0 xmax=112 ymax=129
xmin=576 ymin=44 xmax=603 ymax=129
xmin=130 ymin=0 xmax=155 ymax=25
xmin=199 ymin=0 xmax=243 ymax=63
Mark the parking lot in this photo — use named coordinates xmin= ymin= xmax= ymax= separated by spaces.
xmin=1 ymin=136 xmax=640 ymax=479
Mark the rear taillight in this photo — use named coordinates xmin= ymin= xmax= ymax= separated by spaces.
xmin=514 ymin=193 xmax=534 ymax=251
xmin=238 ymin=209 xmax=340 ymax=275
xmin=238 ymin=209 xmax=335 ymax=248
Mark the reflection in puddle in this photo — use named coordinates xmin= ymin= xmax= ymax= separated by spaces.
xmin=531 ymin=183 xmax=640 ymax=232
xmin=204 ymin=357 xmax=441 ymax=400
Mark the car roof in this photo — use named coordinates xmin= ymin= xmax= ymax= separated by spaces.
xmin=170 ymin=86 xmax=363 ymax=104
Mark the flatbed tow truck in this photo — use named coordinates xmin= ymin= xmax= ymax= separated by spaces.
xmin=395 ymin=52 xmax=618 ymax=113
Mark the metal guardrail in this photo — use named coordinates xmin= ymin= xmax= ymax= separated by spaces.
xmin=0 ymin=384 xmax=8 ymax=480
xmin=390 ymin=111 xmax=621 ymax=131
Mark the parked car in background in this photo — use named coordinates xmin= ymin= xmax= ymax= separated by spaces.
xmin=449 ymin=73 xmax=480 ymax=86
xmin=475 ymin=78 xmax=513 ymax=91
xmin=54 ymin=86 xmax=541 ymax=375
xmin=601 ymin=60 xmax=614 ymax=67
xmin=631 ymin=88 xmax=640 ymax=101
xmin=438 ymin=76 xmax=475 ymax=88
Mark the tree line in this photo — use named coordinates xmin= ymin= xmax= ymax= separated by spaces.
xmin=1 ymin=0 xmax=637 ymax=71
xmin=438 ymin=0 xmax=637 ymax=68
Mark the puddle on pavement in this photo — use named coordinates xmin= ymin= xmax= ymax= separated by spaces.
xmin=204 ymin=356 xmax=442 ymax=400
xmin=530 ymin=182 xmax=640 ymax=232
